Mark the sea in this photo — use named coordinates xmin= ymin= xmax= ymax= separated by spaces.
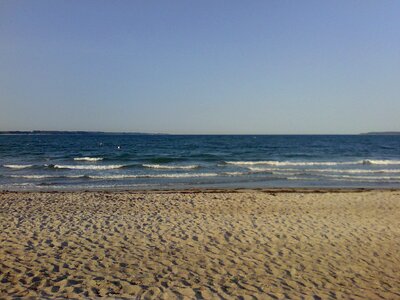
xmin=0 ymin=134 xmax=399 ymax=190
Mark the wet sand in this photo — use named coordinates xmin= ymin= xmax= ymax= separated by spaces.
xmin=1 ymin=190 xmax=400 ymax=299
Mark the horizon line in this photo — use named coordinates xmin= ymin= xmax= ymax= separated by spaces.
xmin=1 ymin=130 xmax=399 ymax=136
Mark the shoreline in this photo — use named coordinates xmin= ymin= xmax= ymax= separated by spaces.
xmin=2 ymin=186 xmax=400 ymax=194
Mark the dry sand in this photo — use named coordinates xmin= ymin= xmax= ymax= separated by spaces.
xmin=0 ymin=190 xmax=399 ymax=299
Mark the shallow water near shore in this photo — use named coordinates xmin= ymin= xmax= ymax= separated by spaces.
xmin=1 ymin=134 xmax=400 ymax=190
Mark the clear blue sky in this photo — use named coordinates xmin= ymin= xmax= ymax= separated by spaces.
xmin=1 ymin=1 xmax=399 ymax=134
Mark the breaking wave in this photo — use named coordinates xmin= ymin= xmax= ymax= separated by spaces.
xmin=142 ymin=164 xmax=199 ymax=170
xmin=362 ymin=159 xmax=400 ymax=165
xmin=10 ymin=175 xmax=85 ymax=179
xmin=73 ymin=157 xmax=103 ymax=161
xmin=53 ymin=164 xmax=124 ymax=170
xmin=223 ymin=171 xmax=247 ymax=176
xmin=89 ymin=173 xmax=218 ymax=179
xmin=3 ymin=164 xmax=33 ymax=169
xmin=226 ymin=159 xmax=400 ymax=166
xmin=320 ymin=174 xmax=400 ymax=180
xmin=247 ymin=167 xmax=400 ymax=174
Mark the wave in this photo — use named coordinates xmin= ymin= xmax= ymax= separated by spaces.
xmin=286 ymin=176 xmax=400 ymax=182
xmin=3 ymin=164 xmax=33 ymax=169
xmin=10 ymin=175 xmax=85 ymax=179
xmin=320 ymin=174 xmax=400 ymax=180
xmin=142 ymin=164 xmax=199 ymax=170
xmin=53 ymin=164 xmax=124 ymax=170
xmin=89 ymin=173 xmax=218 ymax=179
xmin=227 ymin=161 xmax=347 ymax=166
xmin=362 ymin=159 xmax=400 ymax=165
xmin=223 ymin=171 xmax=286 ymax=177
xmin=306 ymin=168 xmax=400 ymax=174
xmin=247 ymin=167 xmax=280 ymax=172
xmin=247 ymin=167 xmax=400 ymax=174
xmin=73 ymin=157 xmax=103 ymax=161
xmin=226 ymin=159 xmax=400 ymax=166
xmin=272 ymin=171 xmax=303 ymax=176
xmin=223 ymin=171 xmax=247 ymax=176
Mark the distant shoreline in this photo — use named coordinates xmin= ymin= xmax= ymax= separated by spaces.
xmin=360 ymin=131 xmax=400 ymax=135
xmin=0 ymin=130 xmax=166 ymax=135
xmin=1 ymin=130 xmax=399 ymax=135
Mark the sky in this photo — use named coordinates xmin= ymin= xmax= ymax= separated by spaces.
xmin=1 ymin=1 xmax=399 ymax=134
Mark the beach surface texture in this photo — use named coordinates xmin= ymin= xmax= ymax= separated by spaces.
xmin=0 ymin=190 xmax=399 ymax=299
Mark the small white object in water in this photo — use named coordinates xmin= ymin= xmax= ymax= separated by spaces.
xmin=117 ymin=146 xmax=120 ymax=149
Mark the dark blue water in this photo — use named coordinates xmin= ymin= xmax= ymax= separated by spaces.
xmin=0 ymin=134 xmax=399 ymax=190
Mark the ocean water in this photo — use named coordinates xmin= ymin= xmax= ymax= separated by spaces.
xmin=0 ymin=134 xmax=399 ymax=190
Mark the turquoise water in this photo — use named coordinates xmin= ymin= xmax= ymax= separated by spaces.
xmin=0 ymin=134 xmax=399 ymax=190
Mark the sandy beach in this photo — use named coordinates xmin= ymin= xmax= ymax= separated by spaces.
xmin=0 ymin=190 xmax=399 ymax=299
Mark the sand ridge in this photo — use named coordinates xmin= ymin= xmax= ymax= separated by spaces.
xmin=0 ymin=190 xmax=400 ymax=299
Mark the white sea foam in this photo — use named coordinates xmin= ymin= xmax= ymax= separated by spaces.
xmin=248 ymin=167 xmax=284 ymax=172
xmin=248 ymin=167 xmax=400 ymax=174
xmin=247 ymin=167 xmax=296 ymax=174
xmin=226 ymin=161 xmax=282 ymax=166
xmin=327 ymin=177 xmax=400 ymax=183
xmin=321 ymin=174 xmax=400 ymax=180
xmin=88 ymin=175 xmax=136 ymax=179
xmin=54 ymin=164 xmax=124 ymax=170
xmin=142 ymin=164 xmax=199 ymax=170
xmin=227 ymin=161 xmax=347 ymax=166
xmin=89 ymin=173 xmax=218 ymax=179
xmin=362 ymin=159 xmax=400 ymax=165
xmin=305 ymin=168 xmax=400 ymax=174
xmin=285 ymin=174 xmax=400 ymax=182
xmin=10 ymin=175 xmax=54 ymax=179
xmin=3 ymin=164 xmax=33 ymax=169
xmin=223 ymin=171 xmax=246 ymax=176
xmin=227 ymin=159 xmax=400 ymax=166
xmin=73 ymin=157 xmax=103 ymax=161
xmin=10 ymin=175 xmax=84 ymax=179
xmin=141 ymin=172 xmax=218 ymax=178
xmin=272 ymin=171 xmax=301 ymax=176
